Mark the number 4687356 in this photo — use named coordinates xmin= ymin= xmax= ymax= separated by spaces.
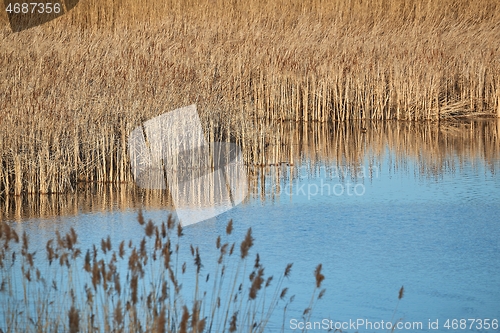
xmin=5 ymin=3 xmax=62 ymax=14
xmin=443 ymin=319 xmax=498 ymax=330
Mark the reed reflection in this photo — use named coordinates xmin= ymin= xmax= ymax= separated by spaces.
xmin=1 ymin=120 xmax=498 ymax=222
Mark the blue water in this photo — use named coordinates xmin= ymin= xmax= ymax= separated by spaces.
xmin=5 ymin=149 xmax=500 ymax=332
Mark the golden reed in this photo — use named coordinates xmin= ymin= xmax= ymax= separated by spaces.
xmin=1 ymin=0 xmax=499 ymax=195
xmin=0 ymin=214 xmax=320 ymax=332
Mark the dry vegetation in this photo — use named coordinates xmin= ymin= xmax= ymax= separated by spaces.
xmin=1 ymin=0 xmax=500 ymax=195
xmin=0 ymin=213 xmax=326 ymax=332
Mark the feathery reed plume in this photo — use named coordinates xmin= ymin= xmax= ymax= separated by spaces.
xmin=119 ymin=240 xmax=125 ymax=259
xmin=70 ymin=228 xmax=78 ymax=247
xmin=160 ymin=280 xmax=168 ymax=302
xmin=249 ymin=268 xmax=265 ymax=300
xmin=194 ymin=247 xmax=202 ymax=274
xmin=106 ymin=236 xmax=111 ymax=252
xmin=168 ymin=267 xmax=180 ymax=294
xmin=68 ymin=305 xmax=80 ymax=333
xmin=314 ymin=264 xmax=325 ymax=288
xmin=155 ymin=227 xmax=162 ymax=251
xmin=229 ymin=311 xmax=238 ymax=333
xmin=139 ymin=238 xmax=147 ymax=259
xmin=101 ymin=238 xmax=108 ymax=254
xmin=163 ymin=241 xmax=171 ymax=269
xmin=145 ymin=219 xmax=155 ymax=238
xmin=130 ymin=274 xmax=138 ymax=305
xmin=266 ymin=276 xmax=273 ymax=288
xmin=155 ymin=306 xmax=166 ymax=333
xmin=390 ymin=285 xmax=406 ymax=332
xmin=167 ymin=215 xmax=175 ymax=230
xmin=26 ymin=252 xmax=34 ymax=267
xmin=114 ymin=300 xmax=123 ymax=327
xmin=46 ymin=240 xmax=55 ymax=265
xmin=179 ymin=306 xmax=190 ymax=333
xmin=280 ymin=287 xmax=288 ymax=299
xmin=191 ymin=301 xmax=201 ymax=333
xmin=91 ymin=261 xmax=101 ymax=290
xmin=226 ymin=219 xmax=233 ymax=235
xmin=177 ymin=223 xmax=184 ymax=237
xmin=240 ymin=228 xmax=254 ymax=259
xmin=254 ymin=253 xmax=260 ymax=269
xmin=21 ymin=231 xmax=28 ymax=254
xmin=114 ymin=273 xmax=121 ymax=296
xmin=137 ymin=209 xmax=145 ymax=225
xmin=197 ymin=318 xmax=206 ymax=333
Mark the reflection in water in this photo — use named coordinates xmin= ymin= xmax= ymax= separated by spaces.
xmin=128 ymin=105 xmax=248 ymax=225
xmin=0 ymin=120 xmax=499 ymax=221
xmin=1 ymin=120 xmax=499 ymax=332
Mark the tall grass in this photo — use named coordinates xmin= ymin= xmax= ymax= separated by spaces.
xmin=0 ymin=212 xmax=326 ymax=332
xmin=1 ymin=0 xmax=500 ymax=195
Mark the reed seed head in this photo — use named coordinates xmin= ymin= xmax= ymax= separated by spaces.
xmin=137 ymin=209 xmax=145 ymax=225
xmin=119 ymin=241 xmax=125 ymax=259
xmin=226 ymin=219 xmax=233 ymax=235
xmin=197 ymin=318 xmax=206 ymax=333
xmin=194 ymin=247 xmax=202 ymax=273
xmin=68 ymin=306 xmax=80 ymax=333
xmin=161 ymin=222 xmax=167 ymax=238
xmin=280 ymin=287 xmax=288 ymax=299
xmin=70 ymin=228 xmax=78 ymax=246
xmin=240 ymin=228 xmax=253 ymax=259
xmin=156 ymin=306 xmax=166 ymax=333
xmin=114 ymin=300 xmax=123 ymax=327
xmin=284 ymin=263 xmax=293 ymax=278
xmin=254 ymin=253 xmax=260 ymax=269
xmin=229 ymin=311 xmax=238 ymax=333
xmin=130 ymin=274 xmax=138 ymax=304
xmin=145 ymin=220 xmax=155 ymax=238
xmin=249 ymin=268 xmax=264 ymax=300
xmin=398 ymin=285 xmax=404 ymax=300
xmin=179 ymin=306 xmax=189 ymax=333
xmin=266 ymin=276 xmax=273 ymax=287
xmin=167 ymin=215 xmax=175 ymax=230
xmin=314 ymin=264 xmax=325 ymax=288
xmin=22 ymin=231 xmax=28 ymax=253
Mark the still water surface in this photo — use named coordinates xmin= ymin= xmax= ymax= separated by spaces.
xmin=4 ymin=122 xmax=500 ymax=332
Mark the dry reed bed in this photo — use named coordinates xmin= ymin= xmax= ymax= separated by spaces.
xmin=1 ymin=120 xmax=498 ymax=221
xmin=1 ymin=0 xmax=500 ymax=195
